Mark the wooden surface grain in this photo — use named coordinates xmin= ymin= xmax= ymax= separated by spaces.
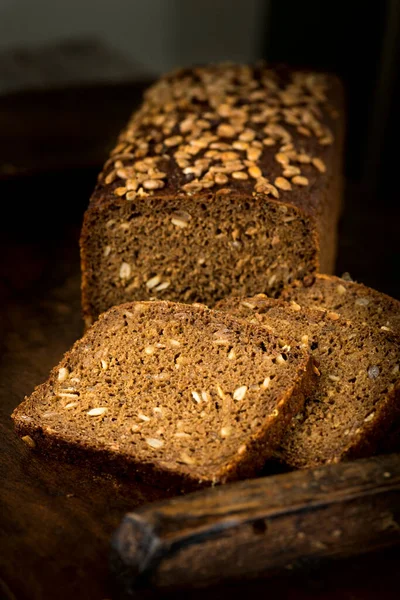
xmin=0 ymin=84 xmax=399 ymax=599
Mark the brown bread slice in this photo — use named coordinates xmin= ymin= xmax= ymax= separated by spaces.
xmin=80 ymin=63 xmax=344 ymax=326
xmin=12 ymin=301 xmax=313 ymax=490
xmin=281 ymin=274 xmax=400 ymax=335
xmin=215 ymin=295 xmax=400 ymax=468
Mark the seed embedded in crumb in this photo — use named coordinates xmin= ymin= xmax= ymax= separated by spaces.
xmin=336 ymin=284 xmax=347 ymax=295
xmin=87 ymin=407 xmax=107 ymax=416
xmin=290 ymin=301 xmax=301 ymax=311
xmin=169 ymin=339 xmax=181 ymax=347
xmin=191 ymin=391 xmax=202 ymax=404
xmin=154 ymin=281 xmax=170 ymax=292
xmin=237 ymin=444 xmax=247 ymax=455
xmin=64 ymin=402 xmax=78 ymax=410
xmin=355 ymin=297 xmax=369 ymax=306
xmin=179 ymin=451 xmax=196 ymax=465
xmin=328 ymin=374 xmax=340 ymax=382
xmin=114 ymin=187 xmax=127 ymax=197
xmin=275 ymin=177 xmax=292 ymax=191
xmin=381 ymin=326 xmax=391 ymax=332
xmin=119 ymin=262 xmax=131 ymax=280
xmin=216 ymin=384 xmax=225 ymax=399
xmin=138 ymin=413 xmax=150 ymax=421
xmin=327 ymin=312 xmax=340 ymax=321
xmin=104 ymin=245 xmax=111 ymax=257
xmin=275 ymin=354 xmax=286 ymax=365
xmin=58 ymin=392 xmax=79 ymax=399
xmin=292 ymin=175 xmax=309 ymax=186
xmin=174 ymin=432 xmax=191 ymax=438
xmin=228 ymin=348 xmax=236 ymax=360
xmin=364 ymin=413 xmax=375 ymax=422
xmin=146 ymin=437 xmax=164 ymax=449
xmin=220 ymin=426 xmax=232 ymax=438
xmin=201 ymin=391 xmax=210 ymax=403
xmin=101 ymin=359 xmax=108 ymax=370
xmin=241 ymin=301 xmax=256 ymax=310
xmin=368 ymin=365 xmax=380 ymax=379
xmin=233 ymin=385 xmax=248 ymax=401
xmin=145 ymin=345 xmax=155 ymax=355
xmin=262 ymin=377 xmax=271 ymax=388
xmin=58 ymin=367 xmax=69 ymax=382
xmin=146 ymin=275 xmax=161 ymax=289
xmin=313 ymin=365 xmax=321 ymax=376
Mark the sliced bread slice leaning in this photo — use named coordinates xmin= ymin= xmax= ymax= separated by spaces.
xmin=215 ymin=295 xmax=400 ymax=468
xmin=12 ymin=300 xmax=313 ymax=490
xmin=281 ymin=274 xmax=400 ymax=335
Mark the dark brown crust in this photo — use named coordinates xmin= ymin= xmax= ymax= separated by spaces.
xmin=80 ymin=65 xmax=344 ymax=324
xmin=11 ymin=301 xmax=314 ymax=492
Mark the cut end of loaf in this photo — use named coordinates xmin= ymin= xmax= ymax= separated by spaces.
xmin=12 ymin=301 xmax=313 ymax=489
xmin=80 ymin=194 xmax=318 ymax=322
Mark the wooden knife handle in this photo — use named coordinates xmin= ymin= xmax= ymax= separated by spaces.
xmin=111 ymin=454 xmax=400 ymax=595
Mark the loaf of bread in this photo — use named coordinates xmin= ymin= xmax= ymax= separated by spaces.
xmin=215 ymin=295 xmax=400 ymax=468
xmin=81 ymin=63 xmax=344 ymax=326
xmin=12 ymin=301 xmax=314 ymax=490
xmin=282 ymin=274 xmax=400 ymax=335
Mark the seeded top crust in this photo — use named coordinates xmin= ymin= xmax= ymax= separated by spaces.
xmin=80 ymin=64 xmax=343 ymax=321
xmin=91 ymin=63 xmax=342 ymax=213
xmin=215 ymin=295 xmax=400 ymax=468
xmin=12 ymin=301 xmax=313 ymax=489
xmin=282 ymin=274 xmax=400 ymax=335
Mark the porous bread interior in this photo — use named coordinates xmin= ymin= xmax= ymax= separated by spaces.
xmin=215 ymin=296 xmax=400 ymax=467
xmin=14 ymin=301 xmax=311 ymax=482
xmin=81 ymin=194 xmax=316 ymax=322
xmin=282 ymin=275 xmax=400 ymax=335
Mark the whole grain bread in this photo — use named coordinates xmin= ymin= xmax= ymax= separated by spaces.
xmin=281 ymin=274 xmax=400 ymax=335
xmin=12 ymin=300 xmax=314 ymax=490
xmin=215 ymin=295 xmax=400 ymax=468
xmin=80 ymin=63 xmax=344 ymax=326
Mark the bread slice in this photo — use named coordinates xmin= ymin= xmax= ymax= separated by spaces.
xmin=281 ymin=274 xmax=400 ymax=335
xmin=80 ymin=64 xmax=344 ymax=326
xmin=12 ymin=301 xmax=314 ymax=490
xmin=215 ymin=295 xmax=400 ymax=468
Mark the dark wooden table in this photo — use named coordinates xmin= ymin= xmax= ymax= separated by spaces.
xmin=0 ymin=84 xmax=399 ymax=600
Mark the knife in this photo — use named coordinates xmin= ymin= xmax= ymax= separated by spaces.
xmin=111 ymin=453 xmax=400 ymax=596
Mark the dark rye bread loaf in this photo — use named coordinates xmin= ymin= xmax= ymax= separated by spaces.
xmin=215 ymin=295 xmax=400 ymax=468
xmin=282 ymin=274 xmax=400 ymax=335
xmin=12 ymin=301 xmax=314 ymax=490
xmin=81 ymin=63 xmax=344 ymax=326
